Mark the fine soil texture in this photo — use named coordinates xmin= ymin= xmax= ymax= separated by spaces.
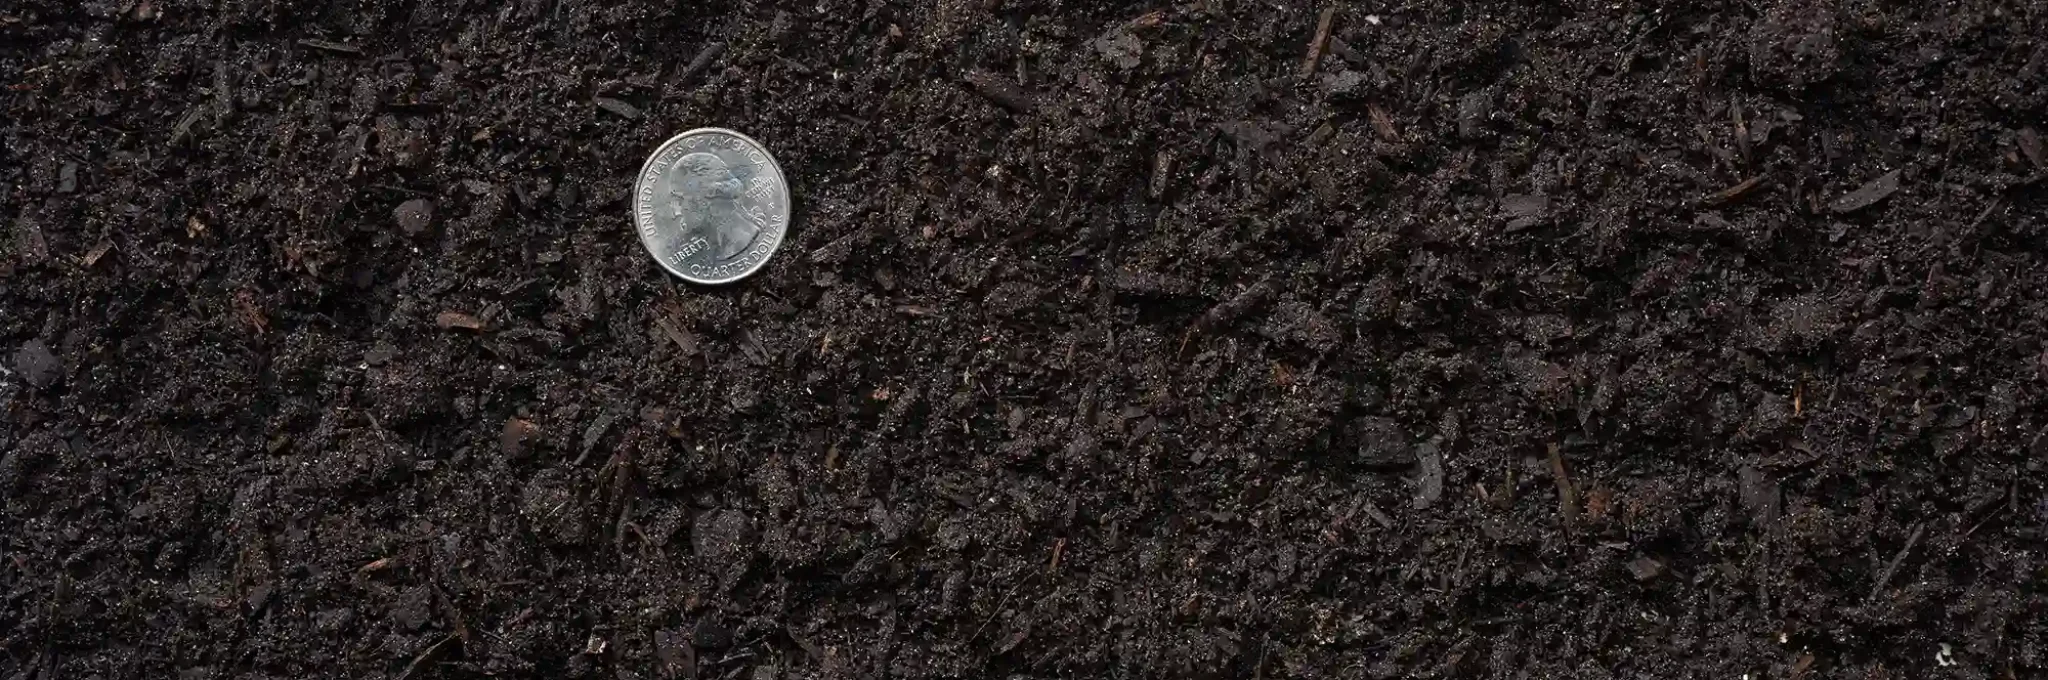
xmin=5 ymin=0 xmax=2048 ymax=678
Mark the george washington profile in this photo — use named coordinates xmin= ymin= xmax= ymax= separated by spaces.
xmin=668 ymin=152 xmax=767 ymax=261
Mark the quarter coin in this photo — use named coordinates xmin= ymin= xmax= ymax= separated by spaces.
xmin=632 ymin=128 xmax=791 ymax=284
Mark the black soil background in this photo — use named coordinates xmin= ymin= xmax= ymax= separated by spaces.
xmin=5 ymin=0 xmax=2048 ymax=677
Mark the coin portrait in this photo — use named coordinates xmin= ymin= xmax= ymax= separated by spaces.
xmin=667 ymin=152 xmax=765 ymax=261
xmin=633 ymin=128 xmax=790 ymax=285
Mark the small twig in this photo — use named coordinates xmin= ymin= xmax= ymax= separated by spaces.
xmin=895 ymin=305 xmax=937 ymax=317
xmin=371 ymin=183 xmax=431 ymax=197
xmin=1049 ymin=176 xmax=1078 ymax=231
xmin=1193 ymin=277 xmax=1278 ymax=335
xmin=969 ymin=573 xmax=1039 ymax=643
xmin=1963 ymin=484 xmax=2012 ymax=538
xmin=297 ymin=39 xmax=363 ymax=55
xmin=1048 ymin=538 xmax=1067 ymax=573
xmin=808 ymin=228 xmax=864 ymax=262
xmin=614 ymin=494 xmax=634 ymax=554
xmin=678 ymin=43 xmax=725 ymax=85
xmin=1967 ymin=198 xmax=2002 ymax=231
xmin=433 ymin=585 xmax=475 ymax=649
xmin=1704 ymin=175 xmax=1765 ymax=204
xmin=1731 ymin=96 xmax=1753 ymax=167
xmin=1547 ymin=443 xmax=1579 ymax=526
xmin=1300 ymin=6 xmax=1337 ymax=79
xmin=713 ymin=649 xmax=758 ymax=666
xmin=363 ymin=412 xmax=396 ymax=444
xmin=1367 ymin=103 xmax=1400 ymax=141
xmin=395 ymin=634 xmax=458 ymax=680
xmin=1868 ymin=522 xmax=1926 ymax=601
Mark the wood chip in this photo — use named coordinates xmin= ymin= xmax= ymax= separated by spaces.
xmin=1361 ymin=500 xmax=1393 ymax=528
xmin=170 ymin=105 xmax=205 ymax=145
xmin=393 ymin=199 xmax=435 ymax=234
xmin=297 ymin=39 xmax=362 ymax=55
xmin=1548 ymin=443 xmax=1578 ymax=525
xmin=678 ymin=42 xmax=726 ymax=85
xmin=1584 ymin=487 xmax=1612 ymax=522
xmin=1730 ymin=98 xmax=1752 ymax=165
xmin=1129 ymin=415 xmax=1158 ymax=445
xmin=1829 ymin=169 xmax=1901 ymax=214
xmin=738 ymin=330 xmax=770 ymax=366
xmin=1150 ymin=151 xmax=1172 ymax=198
xmin=580 ymin=409 xmax=620 ymax=461
xmin=1502 ymin=194 xmax=1549 ymax=216
xmin=1326 ymin=35 xmax=1360 ymax=64
xmin=15 ymin=217 xmax=48 ymax=265
xmin=1412 ymin=439 xmax=1444 ymax=510
xmin=1501 ymin=194 xmax=1550 ymax=231
xmin=995 ymin=620 xmax=1033 ymax=655
xmin=962 ymin=70 xmax=1036 ymax=114
xmin=1367 ymin=104 xmax=1400 ymax=141
xmin=593 ymin=97 xmax=641 ymax=119
xmin=1300 ymin=6 xmax=1337 ymax=78
xmin=1868 ymin=522 xmax=1926 ymax=601
xmin=1305 ymin=122 xmax=1336 ymax=147
xmin=1625 ymin=555 xmax=1665 ymax=581
xmin=654 ymin=312 xmax=698 ymax=356
xmin=234 ymin=290 xmax=269 ymax=335
xmin=1457 ymin=92 xmax=1488 ymax=140
xmin=435 ymin=311 xmax=485 ymax=330
xmin=1094 ymin=26 xmax=1141 ymax=68
xmin=1194 ymin=277 xmax=1277 ymax=332
xmin=500 ymin=418 xmax=538 ymax=458
xmin=81 ymin=239 xmax=113 ymax=266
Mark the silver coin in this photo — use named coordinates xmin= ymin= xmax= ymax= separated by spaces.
xmin=632 ymin=128 xmax=791 ymax=285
